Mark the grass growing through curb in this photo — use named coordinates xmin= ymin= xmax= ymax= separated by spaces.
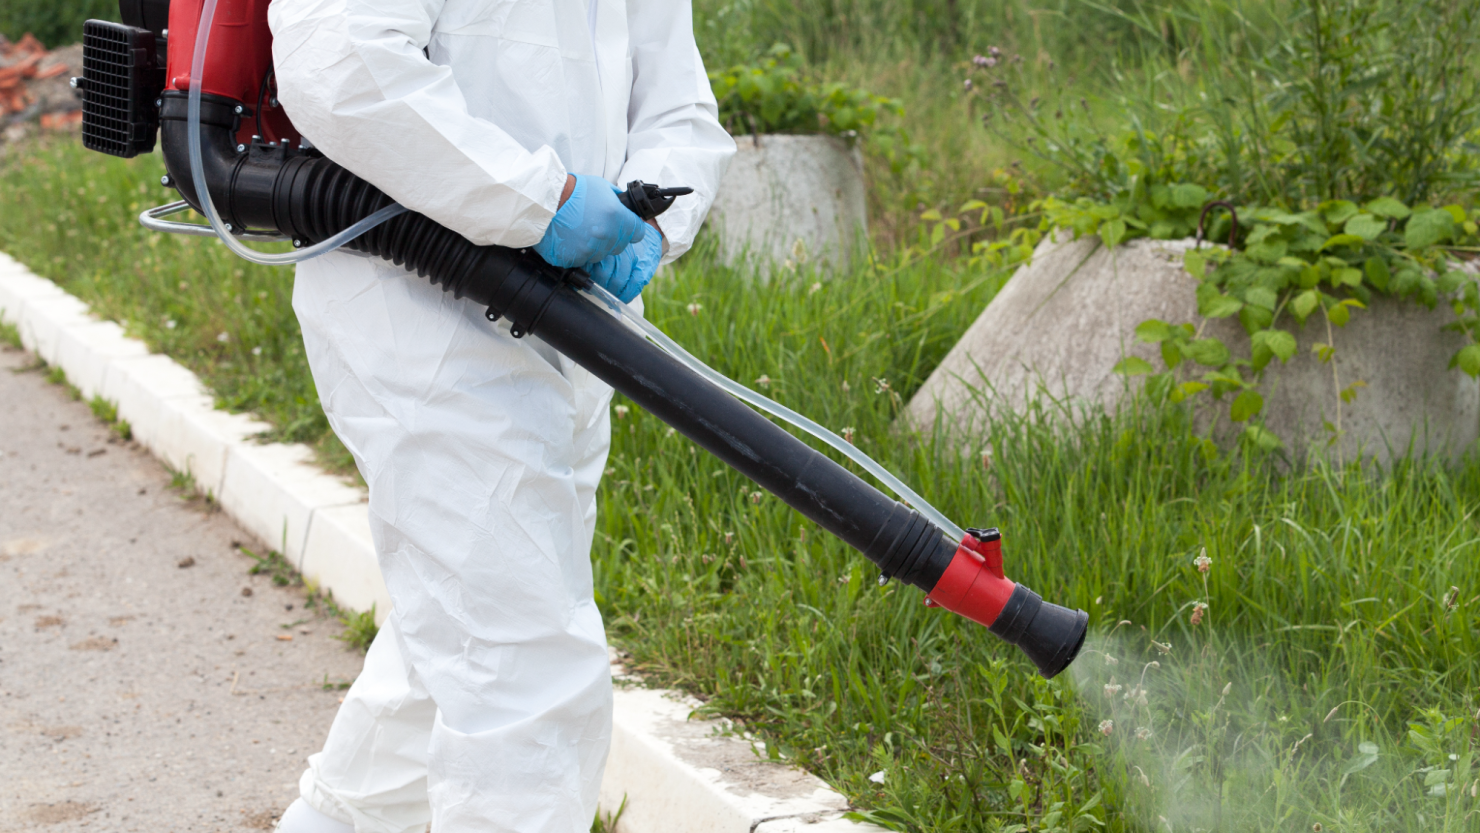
xmin=238 ymin=542 xmax=380 ymax=651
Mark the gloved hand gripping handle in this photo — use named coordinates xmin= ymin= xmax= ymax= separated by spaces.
xmin=78 ymin=0 xmax=1087 ymax=679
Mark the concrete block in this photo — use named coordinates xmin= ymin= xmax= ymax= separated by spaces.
xmin=102 ymin=355 xmax=214 ymax=472
xmin=301 ymin=503 xmax=389 ymax=622
xmin=18 ymin=293 xmax=94 ymax=363
xmin=906 ymin=233 xmax=1480 ymax=462
xmin=708 ymin=134 xmax=867 ymax=274
xmin=600 ymin=686 xmax=849 ymax=833
xmin=217 ymin=440 xmax=351 ymax=563
xmin=153 ymin=398 xmax=268 ymax=499
xmin=54 ymin=319 xmax=150 ymax=401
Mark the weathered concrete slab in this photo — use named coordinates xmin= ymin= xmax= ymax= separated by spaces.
xmin=707 ymin=134 xmax=867 ymax=273
xmin=907 ymin=233 xmax=1480 ymax=462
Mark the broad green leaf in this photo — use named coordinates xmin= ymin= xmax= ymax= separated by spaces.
xmin=1340 ymin=380 xmax=1367 ymax=403
xmin=1240 ymin=304 xmax=1274 ymax=334
xmin=1174 ymin=381 xmax=1210 ymax=401
xmin=1437 ymin=269 xmax=1467 ymax=295
xmin=1185 ymin=338 xmax=1231 ymax=367
xmin=1365 ymin=197 xmax=1411 ymax=220
xmin=1265 ymin=329 xmax=1297 ymax=361
xmin=1343 ymin=741 xmax=1380 ymax=775
xmin=1454 ymin=344 xmax=1480 ymax=377
xmin=1321 ymin=233 xmax=1366 ymax=251
xmin=1320 ymin=200 xmax=1359 ymax=225
xmin=1230 ymin=389 xmax=1264 ymax=422
xmin=1246 ymin=240 xmax=1288 ymax=264
xmin=1171 ymin=183 xmax=1209 ymax=208
xmin=1334 ymin=267 xmax=1363 ymax=288
xmin=1344 ymin=213 xmax=1386 ymax=240
xmin=1443 ymin=204 xmax=1467 ymax=224
xmin=1135 ymin=319 xmax=1175 ymax=343
xmin=1204 ymin=369 xmax=1245 ymax=387
xmin=1392 ymin=266 xmax=1423 ymax=296
xmin=1293 ymin=289 xmax=1320 ymax=319
xmin=1364 ymin=257 xmax=1391 ymax=291
xmin=1183 ymin=251 xmax=1207 ymax=279
xmin=1099 ymin=218 xmax=1128 ymax=249
xmin=1406 ymin=209 xmax=1457 ymax=249
xmin=1160 ymin=340 xmax=1183 ymax=370
xmin=1313 ymin=342 xmax=1335 ymax=363
xmin=1326 ymin=301 xmax=1351 ymax=327
xmin=1114 ymin=356 xmax=1154 ymax=376
xmin=1251 ymin=336 xmax=1273 ymax=372
xmin=1243 ymin=424 xmax=1283 ymax=450
xmin=1244 ymin=286 xmax=1278 ymax=310
xmin=919 ymin=209 xmax=942 ymax=222
xmin=1199 ymin=292 xmax=1244 ymax=319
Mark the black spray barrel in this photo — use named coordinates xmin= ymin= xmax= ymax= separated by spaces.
xmin=155 ymin=89 xmax=960 ymax=594
xmin=148 ymin=88 xmax=1086 ymax=678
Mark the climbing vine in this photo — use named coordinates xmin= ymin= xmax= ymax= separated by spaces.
xmin=1042 ymin=195 xmax=1480 ymax=448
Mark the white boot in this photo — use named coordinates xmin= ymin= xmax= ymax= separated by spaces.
xmin=275 ymin=798 xmax=355 ymax=833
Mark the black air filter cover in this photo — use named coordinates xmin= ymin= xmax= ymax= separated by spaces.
xmin=80 ymin=20 xmax=165 ymax=158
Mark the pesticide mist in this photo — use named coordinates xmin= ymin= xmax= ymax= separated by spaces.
xmin=1071 ymin=552 xmax=1479 ymax=833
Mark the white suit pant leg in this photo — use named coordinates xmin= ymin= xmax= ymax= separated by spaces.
xmin=291 ymin=252 xmax=615 ymax=833
xmin=299 ymin=618 xmax=435 ymax=833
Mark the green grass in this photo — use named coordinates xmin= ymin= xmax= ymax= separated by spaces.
xmin=591 ymin=250 xmax=1480 ymax=831
xmin=0 ymin=137 xmax=357 ymax=475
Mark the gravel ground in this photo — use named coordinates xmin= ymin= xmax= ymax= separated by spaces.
xmin=0 ymin=341 xmax=367 ymax=831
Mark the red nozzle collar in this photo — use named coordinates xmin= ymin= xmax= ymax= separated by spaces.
xmin=924 ymin=532 xmax=1016 ymax=628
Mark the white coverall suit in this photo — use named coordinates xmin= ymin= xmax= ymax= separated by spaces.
xmin=265 ymin=0 xmax=734 ymax=829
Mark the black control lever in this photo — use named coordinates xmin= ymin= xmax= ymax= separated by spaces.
xmin=616 ymin=180 xmax=693 ymax=221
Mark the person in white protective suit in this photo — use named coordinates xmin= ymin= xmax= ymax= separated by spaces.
xmin=263 ymin=0 xmax=735 ymax=830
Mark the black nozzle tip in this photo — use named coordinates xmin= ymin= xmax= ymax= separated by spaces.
xmin=989 ymin=584 xmax=1088 ymax=679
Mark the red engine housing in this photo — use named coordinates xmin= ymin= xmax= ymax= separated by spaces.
xmin=165 ymin=0 xmax=299 ymax=148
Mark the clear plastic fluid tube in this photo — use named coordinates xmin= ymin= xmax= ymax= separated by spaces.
xmin=186 ymin=0 xmax=405 ymax=266
xmin=580 ymin=284 xmax=967 ymax=543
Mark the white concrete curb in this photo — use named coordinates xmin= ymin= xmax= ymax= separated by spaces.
xmin=0 ymin=251 xmax=887 ymax=833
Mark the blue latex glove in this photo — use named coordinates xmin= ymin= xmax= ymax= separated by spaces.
xmin=533 ymin=174 xmax=646 ymax=268
xmin=587 ymin=224 xmax=663 ymax=303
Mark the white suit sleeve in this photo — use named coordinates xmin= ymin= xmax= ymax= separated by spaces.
xmin=267 ymin=0 xmax=568 ymax=248
xmin=618 ymin=0 xmax=736 ymax=264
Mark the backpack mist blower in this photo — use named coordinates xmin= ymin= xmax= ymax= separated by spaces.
xmin=73 ymin=0 xmax=1087 ymax=678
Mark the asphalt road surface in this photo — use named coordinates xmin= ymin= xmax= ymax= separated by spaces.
xmin=0 ymin=341 xmax=367 ymax=831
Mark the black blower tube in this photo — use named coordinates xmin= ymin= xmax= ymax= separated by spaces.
xmin=156 ymin=91 xmax=1086 ymax=678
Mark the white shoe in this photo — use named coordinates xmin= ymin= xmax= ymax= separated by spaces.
xmin=275 ymin=798 xmax=355 ymax=833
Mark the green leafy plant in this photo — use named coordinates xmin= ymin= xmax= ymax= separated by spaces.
xmin=711 ymin=43 xmax=901 ymax=137
xmin=973 ymin=0 xmax=1480 ymax=210
xmin=334 ymin=605 xmax=379 ymax=652
xmin=1113 ymin=199 xmax=1480 ymax=445
xmin=709 ymin=43 xmax=921 ymax=175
